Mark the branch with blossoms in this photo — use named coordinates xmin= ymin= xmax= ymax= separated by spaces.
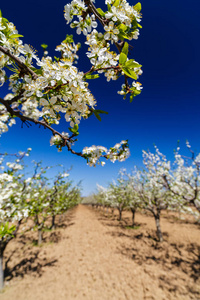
xmin=0 ymin=0 xmax=143 ymax=166
xmin=0 ymin=45 xmax=38 ymax=80
xmin=0 ymin=96 xmax=83 ymax=156
xmin=82 ymin=0 xmax=142 ymax=92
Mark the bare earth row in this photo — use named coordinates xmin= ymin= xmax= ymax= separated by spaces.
xmin=1 ymin=204 xmax=200 ymax=300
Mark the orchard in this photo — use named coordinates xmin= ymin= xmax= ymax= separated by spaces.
xmin=0 ymin=0 xmax=199 ymax=299
xmin=93 ymin=143 xmax=200 ymax=241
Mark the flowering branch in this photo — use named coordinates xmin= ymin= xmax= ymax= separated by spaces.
xmin=0 ymin=96 xmax=83 ymax=157
xmin=0 ymin=0 xmax=143 ymax=165
xmin=0 ymin=45 xmax=38 ymax=80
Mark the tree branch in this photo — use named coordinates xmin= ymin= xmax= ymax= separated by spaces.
xmin=84 ymin=65 xmax=120 ymax=76
xmin=0 ymin=96 xmax=83 ymax=158
xmin=0 ymin=45 xmax=38 ymax=80
xmin=84 ymin=0 xmax=107 ymax=27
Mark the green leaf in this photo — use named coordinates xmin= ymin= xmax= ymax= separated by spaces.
xmin=41 ymin=44 xmax=48 ymax=50
xmin=94 ymin=111 xmax=101 ymax=121
xmin=69 ymin=124 xmax=79 ymax=134
xmin=65 ymin=35 xmax=74 ymax=43
xmin=125 ymin=59 xmax=142 ymax=69
xmin=117 ymin=33 xmax=125 ymax=41
xmin=107 ymin=4 xmax=111 ymax=11
xmin=134 ymin=89 xmax=141 ymax=96
xmin=131 ymin=18 xmax=138 ymax=29
xmin=97 ymin=8 xmax=105 ymax=17
xmin=131 ymin=87 xmax=141 ymax=97
xmin=119 ymin=53 xmax=127 ymax=65
xmin=86 ymin=18 xmax=91 ymax=26
xmin=8 ymin=225 xmax=16 ymax=234
xmin=54 ymin=56 xmax=60 ymax=62
xmin=84 ymin=74 xmax=99 ymax=80
xmin=31 ymin=67 xmax=43 ymax=75
xmin=10 ymin=34 xmax=24 ymax=39
xmin=121 ymin=42 xmax=129 ymax=56
xmin=130 ymin=94 xmax=134 ymax=103
xmin=122 ymin=67 xmax=137 ymax=80
xmin=95 ymin=110 xmax=108 ymax=115
xmin=2 ymin=17 xmax=8 ymax=23
xmin=118 ymin=23 xmax=128 ymax=33
xmin=73 ymin=124 xmax=79 ymax=132
xmin=0 ymin=222 xmax=16 ymax=238
xmin=117 ymin=24 xmax=130 ymax=40
xmin=134 ymin=2 xmax=142 ymax=12
xmin=113 ymin=0 xmax=120 ymax=7
xmin=0 ymin=10 xmax=2 ymax=18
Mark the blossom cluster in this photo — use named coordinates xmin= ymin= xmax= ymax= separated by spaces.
xmin=82 ymin=140 xmax=130 ymax=166
xmin=0 ymin=150 xmax=31 ymax=223
xmin=85 ymin=29 xmax=120 ymax=81
xmin=64 ymin=0 xmax=142 ymax=43
xmin=64 ymin=0 xmax=97 ymax=35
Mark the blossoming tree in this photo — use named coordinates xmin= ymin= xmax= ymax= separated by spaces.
xmin=141 ymin=147 xmax=177 ymax=242
xmin=162 ymin=142 xmax=200 ymax=219
xmin=0 ymin=149 xmax=30 ymax=289
xmin=96 ymin=169 xmax=143 ymax=223
xmin=0 ymin=0 xmax=143 ymax=166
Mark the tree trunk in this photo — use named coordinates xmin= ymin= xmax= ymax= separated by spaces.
xmin=193 ymin=200 xmax=200 ymax=214
xmin=38 ymin=229 xmax=43 ymax=245
xmin=0 ymin=254 xmax=4 ymax=290
xmin=118 ymin=208 xmax=122 ymax=221
xmin=51 ymin=215 xmax=56 ymax=230
xmin=131 ymin=208 xmax=136 ymax=227
xmin=155 ymin=213 xmax=163 ymax=242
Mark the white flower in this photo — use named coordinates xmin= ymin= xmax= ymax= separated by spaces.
xmin=104 ymin=21 xmax=119 ymax=43
xmin=50 ymin=134 xmax=62 ymax=146
xmin=132 ymin=81 xmax=143 ymax=91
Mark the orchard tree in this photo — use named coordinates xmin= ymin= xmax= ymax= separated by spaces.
xmin=122 ymin=168 xmax=144 ymax=226
xmin=163 ymin=142 xmax=200 ymax=220
xmin=95 ymin=184 xmax=111 ymax=211
xmin=0 ymin=0 xmax=143 ymax=166
xmin=140 ymin=146 xmax=177 ymax=242
xmin=106 ymin=177 xmax=131 ymax=221
xmin=48 ymin=169 xmax=71 ymax=229
xmin=0 ymin=149 xmax=30 ymax=289
xmin=25 ymin=161 xmax=52 ymax=245
xmin=48 ymin=169 xmax=81 ymax=229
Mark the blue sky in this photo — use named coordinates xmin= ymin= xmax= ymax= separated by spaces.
xmin=0 ymin=0 xmax=200 ymax=195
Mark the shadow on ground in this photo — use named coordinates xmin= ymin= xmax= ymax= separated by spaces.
xmin=94 ymin=207 xmax=200 ymax=298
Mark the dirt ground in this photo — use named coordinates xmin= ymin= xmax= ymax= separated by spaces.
xmin=1 ymin=205 xmax=200 ymax=300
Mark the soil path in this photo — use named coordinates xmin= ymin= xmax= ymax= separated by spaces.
xmin=1 ymin=205 xmax=199 ymax=300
